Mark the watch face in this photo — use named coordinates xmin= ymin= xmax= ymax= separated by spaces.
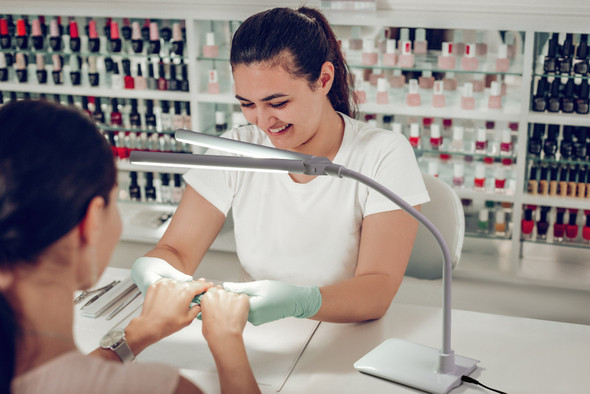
xmin=100 ymin=329 xmax=125 ymax=348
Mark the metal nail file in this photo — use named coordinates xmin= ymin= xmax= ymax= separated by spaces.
xmin=81 ymin=277 xmax=138 ymax=318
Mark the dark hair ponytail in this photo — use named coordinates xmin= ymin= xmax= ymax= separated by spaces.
xmin=0 ymin=100 xmax=116 ymax=266
xmin=230 ymin=7 xmax=356 ymax=117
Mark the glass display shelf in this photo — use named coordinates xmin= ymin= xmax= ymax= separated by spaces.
xmin=522 ymin=238 xmax=590 ymax=250
xmin=0 ymin=48 xmax=187 ymax=62
xmin=526 ymin=155 xmax=590 ymax=167
xmin=521 ymin=194 xmax=590 ymax=210
xmin=532 ymin=71 xmax=590 ymax=81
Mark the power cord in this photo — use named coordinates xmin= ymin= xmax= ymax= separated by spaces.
xmin=461 ymin=375 xmax=507 ymax=394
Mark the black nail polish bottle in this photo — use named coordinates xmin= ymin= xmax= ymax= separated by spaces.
xmin=129 ymin=98 xmax=141 ymax=128
xmin=145 ymin=172 xmax=156 ymax=201
xmin=544 ymin=124 xmax=559 ymax=159
xmin=560 ymin=126 xmax=574 ymax=160
xmin=575 ymin=79 xmax=589 ymax=114
xmin=129 ymin=172 xmax=141 ymax=201
xmin=168 ymin=63 xmax=178 ymax=91
xmin=544 ymin=33 xmax=559 ymax=73
xmin=574 ymin=34 xmax=589 ymax=75
xmin=93 ymin=97 xmax=105 ymax=125
xmin=532 ymin=77 xmax=548 ymax=112
xmin=69 ymin=55 xmax=81 ymax=86
xmin=180 ymin=63 xmax=189 ymax=92
xmin=145 ymin=99 xmax=157 ymax=130
xmin=0 ymin=18 xmax=11 ymax=49
xmin=573 ymin=127 xmax=588 ymax=160
xmin=547 ymin=78 xmax=561 ymax=112
xmin=557 ymin=33 xmax=574 ymax=74
xmin=560 ymin=78 xmax=575 ymax=113
xmin=529 ymin=124 xmax=544 ymax=156
xmin=103 ymin=56 xmax=114 ymax=73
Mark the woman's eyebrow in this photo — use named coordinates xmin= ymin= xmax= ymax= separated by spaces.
xmin=235 ymin=93 xmax=288 ymax=102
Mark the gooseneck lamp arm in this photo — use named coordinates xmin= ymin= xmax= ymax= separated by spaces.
xmin=129 ymin=129 xmax=477 ymax=394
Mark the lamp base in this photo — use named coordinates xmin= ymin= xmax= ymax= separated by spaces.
xmin=354 ymin=339 xmax=478 ymax=394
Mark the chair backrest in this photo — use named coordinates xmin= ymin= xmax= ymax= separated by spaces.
xmin=405 ymin=174 xmax=465 ymax=280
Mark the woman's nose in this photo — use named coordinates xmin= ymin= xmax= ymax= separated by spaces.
xmin=255 ymin=107 xmax=277 ymax=131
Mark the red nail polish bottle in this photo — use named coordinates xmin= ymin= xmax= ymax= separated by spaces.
xmin=521 ymin=208 xmax=534 ymax=240
xmin=69 ymin=20 xmax=80 ymax=52
xmin=16 ymin=19 xmax=28 ymax=50
xmin=553 ymin=208 xmax=566 ymax=242
xmin=583 ymin=211 xmax=590 ymax=244
xmin=566 ymin=209 xmax=579 ymax=241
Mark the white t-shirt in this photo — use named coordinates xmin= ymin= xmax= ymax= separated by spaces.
xmin=184 ymin=113 xmax=429 ymax=286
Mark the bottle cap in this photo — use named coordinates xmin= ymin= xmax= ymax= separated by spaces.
xmin=490 ymin=81 xmax=501 ymax=96
xmin=363 ymin=38 xmax=375 ymax=53
xmin=476 ymin=127 xmax=487 ymax=142
xmin=88 ymin=20 xmax=98 ymax=39
xmin=415 ymin=28 xmax=426 ymax=42
xmin=465 ymin=43 xmax=476 ymax=57
xmin=442 ymin=42 xmax=452 ymax=56
xmin=410 ymin=123 xmax=420 ymax=137
xmin=110 ymin=21 xmax=120 ymax=40
xmin=173 ymin=23 xmax=183 ymax=42
xmin=475 ymin=162 xmax=486 ymax=178
xmin=386 ymin=39 xmax=396 ymax=54
xmin=16 ymin=19 xmax=26 ymax=37
xmin=454 ymin=162 xmax=464 ymax=177
xmin=216 ymin=111 xmax=226 ymax=124
xmin=150 ymin=21 xmax=159 ymax=40
xmin=428 ymin=161 xmax=438 ymax=176
xmin=132 ymin=21 xmax=142 ymax=40
xmin=32 ymin=19 xmax=42 ymax=36
xmin=69 ymin=20 xmax=79 ymax=38
xmin=377 ymin=77 xmax=387 ymax=92
xmin=498 ymin=44 xmax=508 ymax=59
xmin=463 ymin=82 xmax=473 ymax=97
xmin=452 ymin=125 xmax=463 ymax=140
xmin=479 ymin=208 xmax=489 ymax=221
xmin=431 ymin=124 xmax=441 ymax=138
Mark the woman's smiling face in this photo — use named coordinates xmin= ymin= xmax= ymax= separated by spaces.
xmin=233 ymin=61 xmax=331 ymax=154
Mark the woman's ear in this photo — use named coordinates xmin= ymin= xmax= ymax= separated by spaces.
xmin=0 ymin=270 xmax=14 ymax=291
xmin=78 ymin=195 xmax=106 ymax=247
xmin=318 ymin=61 xmax=335 ymax=92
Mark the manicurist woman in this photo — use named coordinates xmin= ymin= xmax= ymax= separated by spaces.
xmin=132 ymin=7 xmax=429 ymax=325
xmin=0 ymin=100 xmax=259 ymax=394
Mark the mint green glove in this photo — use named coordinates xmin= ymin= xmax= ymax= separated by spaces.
xmin=222 ymin=280 xmax=322 ymax=326
xmin=131 ymin=256 xmax=193 ymax=295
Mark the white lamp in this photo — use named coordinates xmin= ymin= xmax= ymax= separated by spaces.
xmin=130 ymin=129 xmax=478 ymax=394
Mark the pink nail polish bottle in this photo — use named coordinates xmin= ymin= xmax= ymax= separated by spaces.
xmin=475 ymin=127 xmax=488 ymax=154
xmin=409 ymin=123 xmax=421 ymax=148
xmin=376 ymin=78 xmax=389 ymax=104
xmin=203 ymin=32 xmax=219 ymax=58
xmin=475 ymin=31 xmax=488 ymax=56
xmin=382 ymin=39 xmax=397 ymax=66
xmin=430 ymin=123 xmax=442 ymax=149
xmin=389 ymin=69 xmax=406 ymax=88
xmin=443 ymin=71 xmax=457 ymax=91
xmin=362 ymin=38 xmax=378 ymax=66
xmin=349 ymin=26 xmax=362 ymax=50
xmin=406 ymin=79 xmax=421 ymax=106
xmin=207 ymin=69 xmax=220 ymax=94
xmin=461 ymin=43 xmax=479 ymax=71
xmin=453 ymin=162 xmax=465 ymax=187
xmin=461 ymin=82 xmax=476 ymax=110
xmin=451 ymin=125 xmax=464 ymax=152
xmin=488 ymin=81 xmax=502 ymax=109
xmin=413 ymin=28 xmax=428 ymax=55
xmin=398 ymin=41 xmax=415 ymax=68
xmin=432 ymin=80 xmax=446 ymax=108
xmin=352 ymin=70 xmax=367 ymax=104
xmin=419 ymin=67 xmax=435 ymax=89
xmin=474 ymin=162 xmax=486 ymax=190
xmin=496 ymin=44 xmax=510 ymax=72
xmin=369 ymin=67 xmax=384 ymax=86
xmin=471 ymin=75 xmax=485 ymax=93
xmin=438 ymin=42 xmax=456 ymax=70
xmin=452 ymin=30 xmax=465 ymax=56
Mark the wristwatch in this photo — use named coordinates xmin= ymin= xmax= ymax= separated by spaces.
xmin=100 ymin=328 xmax=135 ymax=363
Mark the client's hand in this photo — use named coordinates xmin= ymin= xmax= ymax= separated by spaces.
xmin=200 ymin=287 xmax=249 ymax=345
xmin=222 ymin=280 xmax=322 ymax=326
xmin=131 ymin=256 xmax=194 ymax=295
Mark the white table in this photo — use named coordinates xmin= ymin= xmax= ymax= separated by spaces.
xmin=75 ymin=268 xmax=590 ymax=393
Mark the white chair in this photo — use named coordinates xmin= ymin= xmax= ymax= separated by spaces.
xmin=405 ymin=174 xmax=465 ymax=280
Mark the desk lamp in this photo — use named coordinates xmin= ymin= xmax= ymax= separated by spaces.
xmin=130 ymin=128 xmax=478 ymax=394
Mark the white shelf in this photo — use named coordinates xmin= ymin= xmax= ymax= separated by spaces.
xmin=521 ymin=194 xmax=590 ymax=210
xmin=527 ymin=112 xmax=590 ymax=127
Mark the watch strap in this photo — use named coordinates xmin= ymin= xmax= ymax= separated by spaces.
xmin=112 ymin=338 xmax=135 ymax=363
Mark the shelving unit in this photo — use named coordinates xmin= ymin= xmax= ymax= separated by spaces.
xmin=2 ymin=1 xmax=589 ymax=291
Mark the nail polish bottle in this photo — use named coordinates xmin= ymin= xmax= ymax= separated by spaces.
xmin=536 ymin=207 xmax=550 ymax=240
xmin=461 ymin=43 xmax=478 ymax=71
xmin=431 ymin=80 xmax=446 ymax=108
xmin=494 ymin=166 xmax=506 ymax=192
xmin=376 ymin=78 xmax=389 ymax=104
xmin=173 ymin=101 xmax=185 ymax=130
xmin=495 ymin=44 xmax=510 ymax=72
xmin=474 ymin=127 xmax=487 ymax=154
xmin=566 ymin=209 xmax=579 ymax=241
xmin=110 ymin=97 xmax=123 ymax=126
xmin=168 ymin=63 xmax=179 ymax=91
xmin=438 ymin=42 xmax=456 ymax=69
xmin=183 ymin=102 xmax=192 ymax=130
xmin=441 ymin=72 xmax=456 ymax=92
xmin=429 ymin=124 xmax=442 ymax=150
xmin=111 ymin=62 xmax=123 ymax=89
xmin=500 ymin=129 xmax=513 ymax=158
xmin=544 ymin=124 xmax=559 ymax=159
xmin=180 ymin=63 xmax=189 ymax=92
xmin=129 ymin=172 xmax=141 ymax=201
xmin=87 ymin=20 xmax=100 ymax=53
xmin=34 ymin=53 xmax=47 ymax=84
xmin=145 ymin=99 xmax=157 ymax=130
xmin=546 ymin=78 xmax=561 ymax=113
xmin=69 ymin=20 xmax=80 ymax=52
xmin=93 ymin=97 xmax=105 ymax=125
xmin=130 ymin=21 xmax=143 ymax=54
xmin=172 ymin=174 xmax=184 ymax=203
xmin=450 ymin=125 xmax=463 ymax=152
xmin=582 ymin=210 xmax=590 ymax=243
xmin=419 ymin=68 xmax=434 ymax=89
xmin=573 ymin=128 xmax=588 ymax=160
xmin=560 ymin=126 xmax=574 ymax=160
xmin=215 ymin=111 xmax=228 ymax=134
xmin=477 ymin=208 xmax=489 ymax=234
xmin=474 ymin=162 xmax=486 ymax=190
xmin=207 ymin=69 xmax=220 ymax=94
xmin=548 ymin=165 xmax=559 ymax=196
xmin=389 ymin=69 xmax=405 ymax=88
xmin=475 ymin=31 xmax=487 ymax=56
xmin=15 ymin=52 xmax=27 ymax=83
xmin=413 ymin=28 xmax=427 ymax=55
xmin=543 ymin=33 xmax=559 ymax=73
xmin=557 ymin=165 xmax=568 ymax=197
xmin=147 ymin=62 xmax=157 ymax=90
xmin=495 ymin=209 xmax=507 ymax=236
xmin=461 ymin=82 xmax=475 ymax=110
xmin=539 ymin=165 xmax=549 ymax=195
xmin=532 ymin=77 xmax=548 ymax=112
xmin=171 ymin=23 xmax=184 ymax=56
xmin=121 ymin=17 xmax=132 ymax=45
xmin=144 ymin=172 xmax=156 ymax=201
xmin=361 ymin=38 xmax=378 ymax=65
xmin=427 ymin=161 xmax=439 ymax=178
xmin=553 ymin=208 xmax=566 ymax=242
xmin=398 ymin=41 xmax=414 ymax=68
xmin=397 ymin=28 xmax=410 ymax=50
xmin=574 ymin=34 xmax=589 ymax=75
xmin=15 ymin=19 xmax=28 ymax=50
xmin=408 ymin=123 xmax=421 ymax=148
xmin=567 ymin=165 xmax=578 ymax=198
xmin=348 ymin=26 xmax=362 ymax=50
xmin=453 ymin=162 xmax=465 ymax=187
xmin=557 ymin=33 xmax=574 ymax=75
xmin=575 ymin=79 xmax=589 ymax=115
xmin=382 ymin=39 xmax=397 ymax=66
xmin=31 ymin=19 xmax=44 ymax=50
xmin=141 ymin=19 xmax=151 ymax=41
xmin=406 ymin=79 xmax=421 ymax=106
xmin=109 ymin=21 xmax=122 ymax=53
xmin=488 ymin=81 xmax=502 ymax=109
xmin=158 ymin=62 xmax=168 ymax=91
xmin=527 ymin=165 xmax=538 ymax=194
xmin=0 ymin=18 xmax=11 ymax=49
xmin=529 ymin=123 xmax=544 ymax=156
xmin=149 ymin=21 xmax=161 ymax=55
xmin=560 ymin=78 xmax=575 ymax=113
xmin=69 ymin=55 xmax=81 ymax=86
xmin=129 ymin=99 xmax=141 ymax=128
xmin=352 ymin=70 xmax=367 ymax=104
xmin=521 ymin=208 xmax=534 ymax=240
xmin=577 ymin=167 xmax=587 ymax=198
xmin=87 ymin=56 xmax=99 ymax=87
